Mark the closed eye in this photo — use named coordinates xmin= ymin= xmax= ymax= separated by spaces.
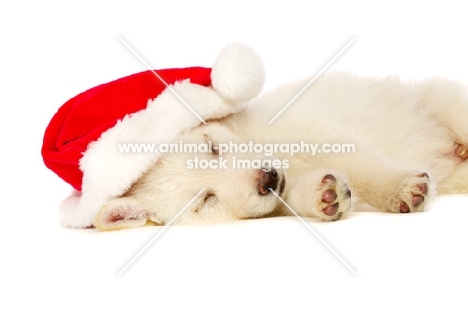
xmin=211 ymin=144 xmax=219 ymax=156
xmin=204 ymin=134 xmax=219 ymax=156
xmin=204 ymin=192 xmax=216 ymax=204
xmin=195 ymin=190 xmax=217 ymax=213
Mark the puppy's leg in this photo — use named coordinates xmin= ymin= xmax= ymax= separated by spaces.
xmin=94 ymin=197 xmax=152 ymax=231
xmin=285 ymin=169 xmax=352 ymax=221
xmin=421 ymin=78 xmax=468 ymax=145
xmin=342 ymin=154 xmax=435 ymax=214
xmin=438 ymin=161 xmax=468 ymax=194
xmin=419 ymin=79 xmax=468 ymax=193
xmin=295 ymin=141 xmax=435 ymax=214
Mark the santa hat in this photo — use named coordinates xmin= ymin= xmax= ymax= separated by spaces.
xmin=42 ymin=43 xmax=265 ymax=228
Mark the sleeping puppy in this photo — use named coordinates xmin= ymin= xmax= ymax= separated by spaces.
xmin=95 ymin=72 xmax=468 ymax=230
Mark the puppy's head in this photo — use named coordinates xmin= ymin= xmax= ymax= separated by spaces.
xmin=95 ymin=122 xmax=286 ymax=230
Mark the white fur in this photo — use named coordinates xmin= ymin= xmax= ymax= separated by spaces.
xmin=227 ymin=72 xmax=467 ymax=210
xmin=94 ymin=72 xmax=468 ymax=230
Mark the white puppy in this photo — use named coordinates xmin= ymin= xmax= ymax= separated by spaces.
xmin=95 ymin=72 xmax=468 ymax=230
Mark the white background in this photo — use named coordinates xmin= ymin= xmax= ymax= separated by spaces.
xmin=1 ymin=1 xmax=468 ymax=310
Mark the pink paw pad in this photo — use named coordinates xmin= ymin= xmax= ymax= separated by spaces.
xmin=399 ymin=173 xmax=430 ymax=213
xmin=321 ymin=175 xmax=339 ymax=216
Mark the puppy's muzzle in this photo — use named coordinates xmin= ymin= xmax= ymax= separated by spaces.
xmin=257 ymin=168 xmax=285 ymax=196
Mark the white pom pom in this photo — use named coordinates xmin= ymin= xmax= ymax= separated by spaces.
xmin=211 ymin=43 xmax=265 ymax=102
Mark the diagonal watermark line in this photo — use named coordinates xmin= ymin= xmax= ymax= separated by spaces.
xmin=118 ymin=36 xmax=207 ymax=124
xmin=268 ymin=37 xmax=356 ymax=124
xmin=117 ymin=188 xmax=207 ymax=276
xmin=269 ymin=188 xmax=357 ymax=275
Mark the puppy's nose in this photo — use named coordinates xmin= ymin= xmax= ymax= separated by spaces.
xmin=257 ymin=168 xmax=278 ymax=195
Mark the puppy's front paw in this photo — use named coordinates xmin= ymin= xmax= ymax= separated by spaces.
xmin=390 ymin=172 xmax=433 ymax=213
xmin=315 ymin=174 xmax=352 ymax=221
xmin=286 ymin=170 xmax=352 ymax=221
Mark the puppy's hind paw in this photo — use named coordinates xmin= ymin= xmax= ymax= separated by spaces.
xmin=94 ymin=197 xmax=149 ymax=231
xmin=454 ymin=143 xmax=468 ymax=161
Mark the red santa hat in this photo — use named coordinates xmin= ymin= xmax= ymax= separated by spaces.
xmin=42 ymin=43 xmax=265 ymax=228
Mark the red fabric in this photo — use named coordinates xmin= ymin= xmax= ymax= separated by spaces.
xmin=42 ymin=67 xmax=212 ymax=191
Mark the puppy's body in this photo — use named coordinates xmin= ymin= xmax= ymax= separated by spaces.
xmin=96 ymin=72 xmax=468 ymax=230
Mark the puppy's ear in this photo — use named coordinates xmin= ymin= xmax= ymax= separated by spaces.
xmin=95 ymin=197 xmax=149 ymax=231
